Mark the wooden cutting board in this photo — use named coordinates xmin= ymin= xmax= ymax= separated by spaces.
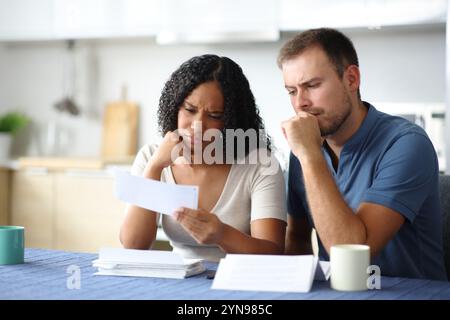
xmin=101 ymin=100 xmax=139 ymax=159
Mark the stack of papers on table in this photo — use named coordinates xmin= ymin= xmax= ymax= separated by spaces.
xmin=92 ymin=248 xmax=205 ymax=279
xmin=211 ymin=254 xmax=330 ymax=293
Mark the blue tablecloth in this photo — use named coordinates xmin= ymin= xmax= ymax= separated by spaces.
xmin=1 ymin=248 xmax=450 ymax=300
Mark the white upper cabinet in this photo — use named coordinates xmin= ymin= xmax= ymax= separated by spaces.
xmin=52 ymin=0 xmax=161 ymax=39
xmin=52 ymin=0 xmax=118 ymax=39
xmin=0 ymin=0 xmax=447 ymax=42
xmin=280 ymin=0 xmax=447 ymax=31
xmin=156 ymin=0 xmax=279 ymax=44
xmin=0 ymin=0 xmax=161 ymax=41
xmin=0 ymin=0 xmax=53 ymax=41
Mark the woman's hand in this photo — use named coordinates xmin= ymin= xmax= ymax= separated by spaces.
xmin=173 ymin=207 xmax=225 ymax=245
xmin=148 ymin=131 xmax=182 ymax=171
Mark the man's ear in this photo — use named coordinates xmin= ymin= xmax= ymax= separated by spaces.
xmin=344 ymin=65 xmax=361 ymax=94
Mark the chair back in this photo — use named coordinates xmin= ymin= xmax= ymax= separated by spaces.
xmin=438 ymin=175 xmax=450 ymax=280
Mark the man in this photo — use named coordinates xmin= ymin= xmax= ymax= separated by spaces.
xmin=279 ymin=28 xmax=447 ymax=280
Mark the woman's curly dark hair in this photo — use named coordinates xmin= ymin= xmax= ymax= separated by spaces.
xmin=157 ymin=54 xmax=271 ymax=158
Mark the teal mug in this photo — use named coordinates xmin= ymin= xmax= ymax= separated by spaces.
xmin=0 ymin=226 xmax=24 ymax=265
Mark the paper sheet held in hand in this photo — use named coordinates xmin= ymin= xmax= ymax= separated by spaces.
xmin=113 ymin=169 xmax=198 ymax=214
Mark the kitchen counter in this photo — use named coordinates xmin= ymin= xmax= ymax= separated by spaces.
xmin=0 ymin=157 xmax=134 ymax=175
xmin=17 ymin=156 xmax=134 ymax=170
xmin=0 ymin=160 xmax=18 ymax=170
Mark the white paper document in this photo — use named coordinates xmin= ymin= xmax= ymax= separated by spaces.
xmin=212 ymin=254 xmax=329 ymax=293
xmin=93 ymin=248 xmax=205 ymax=279
xmin=113 ymin=169 xmax=198 ymax=215
xmin=315 ymin=261 xmax=331 ymax=281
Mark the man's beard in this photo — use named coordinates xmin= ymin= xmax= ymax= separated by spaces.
xmin=319 ymin=93 xmax=352 ymax=137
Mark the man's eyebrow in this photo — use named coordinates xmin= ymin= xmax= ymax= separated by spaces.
xmin=285 ymin=77 xmax=323 ymax=89
xmin=299 ymin=77 xmax=322 ymax=86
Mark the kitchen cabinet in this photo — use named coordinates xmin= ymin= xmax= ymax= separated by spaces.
xmin=0 ymin=168 xmax=9 ymax=225
xmin=8 ymin=158 xmax=174 ymax=252
xmin=9 ymin=168 xmax=125 ymax=252
xmin=0 ymin=0 xmax=53 ymax=41
xmin=10 ymin=169 xmax=54 ymax=248
xmin=52 ymin=170 xmax=172 ymax=252
xmin=53 ymin=171 xmax=125 ymax=252
xmin=9 ymin=167 xmax=170 ymax=252
xmin=279 ymin=0 xmax=446 ymax=31
xmin=7 ymin=169 xmax=125 ymax=252
xmin=0 ymin=0 xmax=161 ymax=41
xmin=155 ymin=0 xmax=279 ymax=44
xmin=0 ymin=0 xmax=445 ymax=42
xmin=53 ymin=0 xmax=161 ymax=39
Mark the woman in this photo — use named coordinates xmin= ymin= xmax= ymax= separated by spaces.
xmin=120 ymin=54 xmax=286 ymax=262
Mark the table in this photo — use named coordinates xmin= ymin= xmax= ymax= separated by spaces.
xmin=1 ymin=248 xmax=449 ymax=300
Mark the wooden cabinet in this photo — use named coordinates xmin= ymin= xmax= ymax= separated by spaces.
xmin=9 ymin=167 xmax=170 ymax=253
xmin=10 ymin=169 xmax=54 ymax=248
xmin=54 ymin=171 xmax=125 ymax=253
xmin=9 ymin=169 xmax=126 ymax=253
xmin=0 ymin=168 xmax=10 ymax=225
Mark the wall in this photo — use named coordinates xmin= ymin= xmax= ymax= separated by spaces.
xmin=0 ymin=26 xmax=445 ymax=169
xmin=447 ymin=5 xmax=450 ymax=175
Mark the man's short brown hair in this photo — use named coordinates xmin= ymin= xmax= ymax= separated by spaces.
xmin=277 ymin=28 xmax=359 ymax=78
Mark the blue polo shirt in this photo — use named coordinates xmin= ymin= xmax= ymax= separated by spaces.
xmin=287 ymin=102 xmax=447 ymax=280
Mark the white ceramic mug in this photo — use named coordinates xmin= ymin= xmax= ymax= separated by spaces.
xmin=330 ymin=244 xmax=370 ymax=291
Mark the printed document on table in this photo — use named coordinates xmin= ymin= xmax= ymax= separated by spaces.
xmin=113 ymin=169 xmax=198 ymax=215
xmin=212 ymin=254 xmax=319 ymax=293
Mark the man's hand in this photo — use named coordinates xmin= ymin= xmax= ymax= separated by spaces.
xmin=281 ymin=111 xmax=322 ymax=159
xmin=173 ymin=207 xmax=225 ymax=245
